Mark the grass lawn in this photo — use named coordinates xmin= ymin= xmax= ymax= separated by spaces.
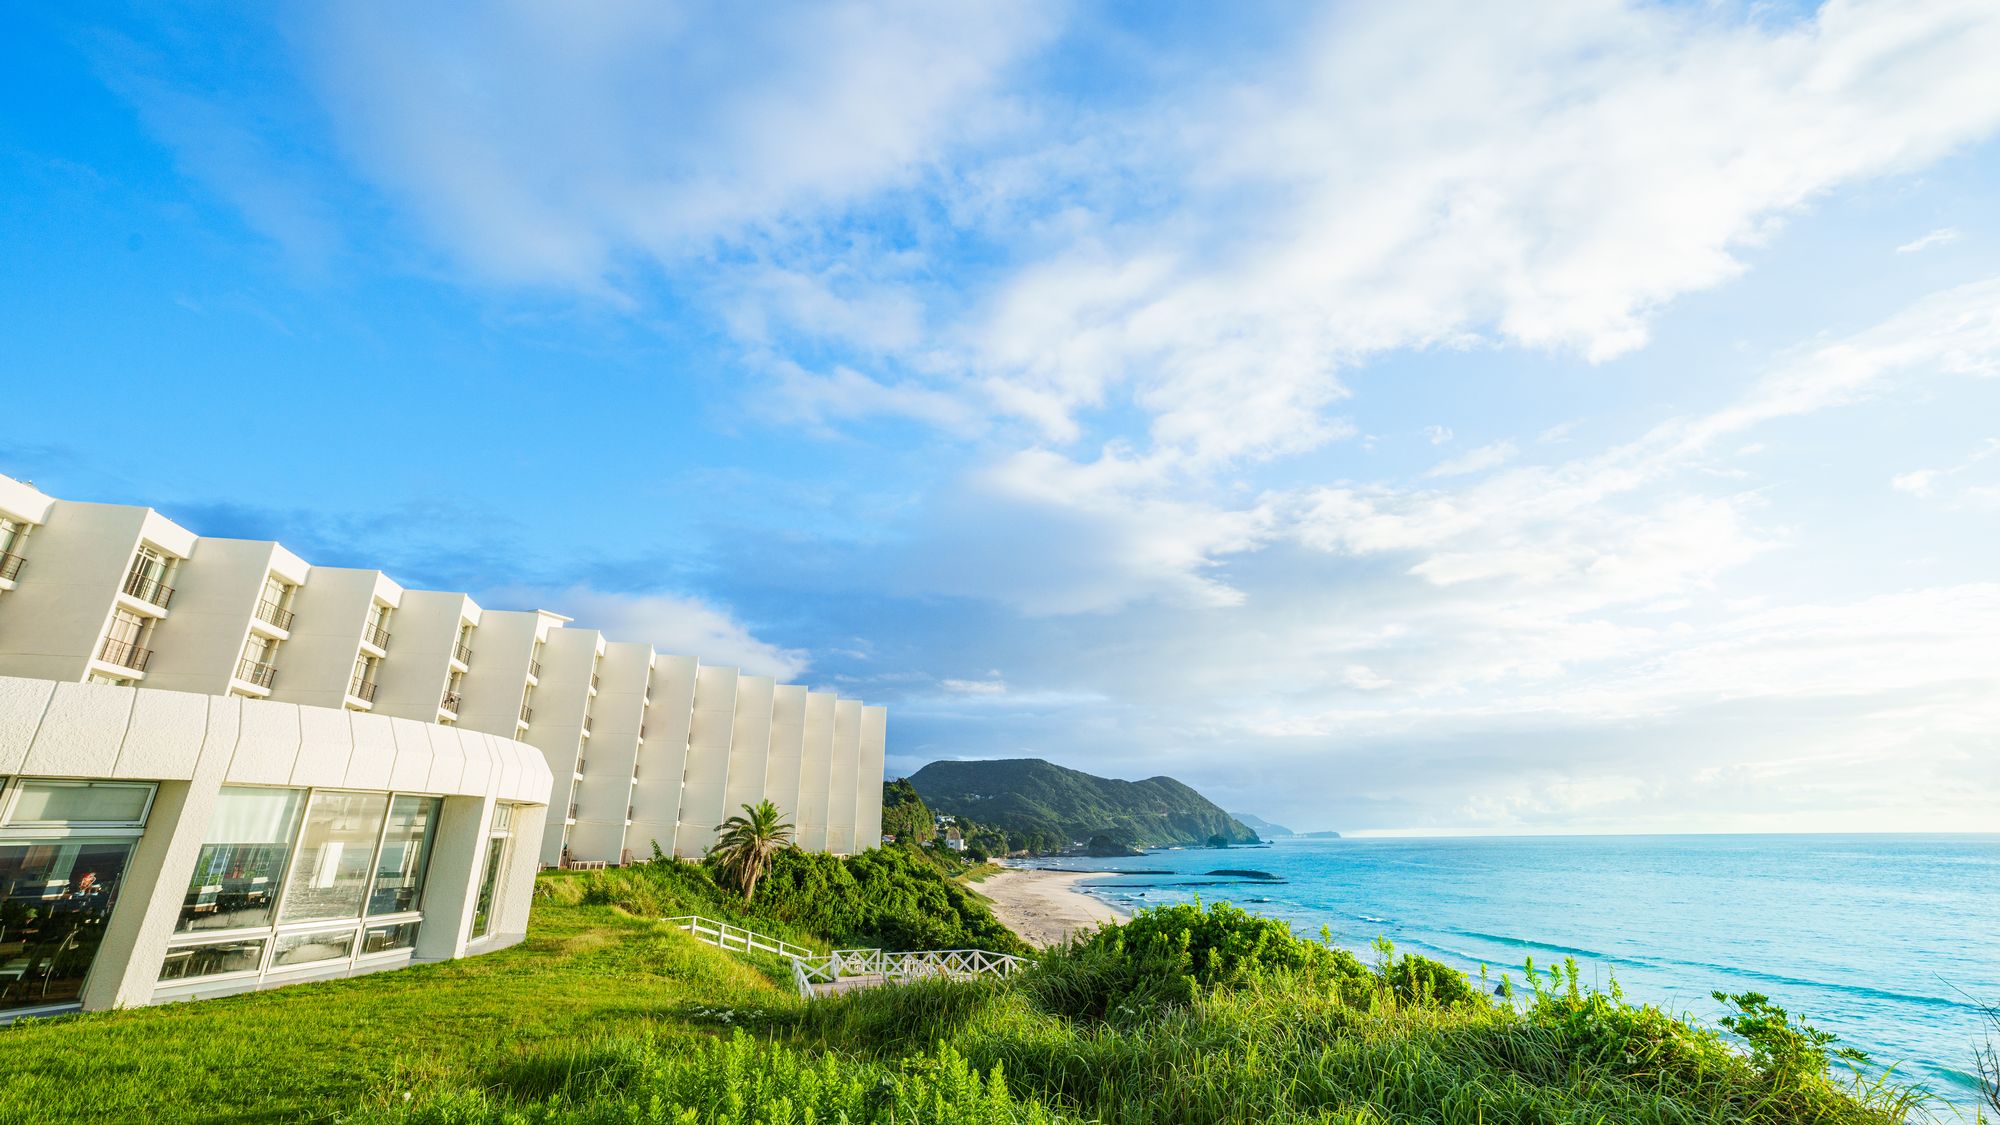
xmin=0 ymin=902 xmax=799 ymax=1124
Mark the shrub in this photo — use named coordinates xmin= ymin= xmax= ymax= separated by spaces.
xmin=1020 ymin=900 xmax=1374 ymax=1020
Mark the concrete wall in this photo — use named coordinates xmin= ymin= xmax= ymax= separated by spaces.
xmin=371 ymin=591 xmax=476 ymax=723
xmin=676 ymin=664 xmax=738 ymax=856
xmin=626 ymin=652 xmax=695 ymax=862
xmin=269 ymin=568 xmax=401 ymax=712
xmin=827 ymin=699 xmax=863 ymax=855
xmin=722 ymin=675 xmax=774 ymax=824
xmin=795 ymin=690 xmax=837 ymax=852
xmin=857 ymin=705 xmax=887 ymax=849
xmin=765 ymin=684 xmax=807 ymax=829
xmin=521 ymin=626 xmax=600 ymax=865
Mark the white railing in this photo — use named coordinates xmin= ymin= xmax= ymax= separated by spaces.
xmin=667 ymin=914 xmax=1028 ymax=1000
xmin=666 ymin=915 xmax=816 ymax=962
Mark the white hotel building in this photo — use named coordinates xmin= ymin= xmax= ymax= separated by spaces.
xmin=0 ymin=472 xmax=884 ymax=1018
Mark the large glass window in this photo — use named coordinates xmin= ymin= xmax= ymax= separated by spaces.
xmin=157 ymin=938 xmax=265 ymax=982
xmin=470 ymin=835 xmax=507 ymax=939
xmin=361 ymin=921 xmax=419 ymax=956
xmin=271 ymin=927 xmax=356 ymax=968
xmin=368 ymin=796 xmax=439 ymax=916
xmin=0 ymin=840 xmax=137 ymax=1011
xmin=4 ymin=781 xmax=153 ymax=828
xmin=277 ymin=792 xmax=388 ymax=923
xmin=178 ymin=787 xmax=304 ymax=933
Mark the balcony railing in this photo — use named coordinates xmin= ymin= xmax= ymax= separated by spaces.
xmin=350 ymin=675 xmax=378 ymax=703
xmin=255 ymin=598 xmax=294 ymax=631
xmin=99 ymin=637 xmax=152 ymax=672
xmin=453 ymin=641 xmax=473 ymax=666
xmin=519 ymin=703 xmax=534 ymax=724
xmin=567 ymin=803 xmax=579 ymax=820
xmin=440 ymin=689 xmax=462 ymax=714
xmin=0 ymin=552 xmax=23 ymax=582
xmin=581 ymin=714 xmax=592 ymax=735
xmin=528 ymin=658 xmax=542 ymax=680
xmin=236 ymin=658 xmax=277 ymax=689
xmin=363 ymin=621 xmax=392 ymax=650
xmin=591 ymin=673 xmax=601 ymax=692
xmin=638 ymin=724 xmax=647 ymax=741
xmin=123 ymin=570 xmax=175 ymax=609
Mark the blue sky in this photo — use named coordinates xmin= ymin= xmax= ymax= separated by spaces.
xmin=4 ymin=1 xmax=1997 ymax=834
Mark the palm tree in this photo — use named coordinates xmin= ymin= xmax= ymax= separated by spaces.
xmin=710 ymin=800 xmax=794 ymax=901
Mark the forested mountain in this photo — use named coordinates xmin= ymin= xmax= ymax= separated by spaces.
xmin=908 ymin=758 xmax=1258 ymax=852
xmin=1231 ymin=812 xmax=1295 ymax=838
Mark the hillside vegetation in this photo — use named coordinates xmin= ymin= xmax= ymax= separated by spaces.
xmin=910 ymin=757 xmax=1258 ymax=852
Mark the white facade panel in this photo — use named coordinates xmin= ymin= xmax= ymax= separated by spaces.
xmin=827 ymin=699 xmax=863 ymax=855
xmin=676 ymin=664 xmax=738 ymax=856
xmin=722 ymin=675 xmax=774 ymax=822
xmin=796 ymin=690 xmax=837 ymax=852
xmin=857 ymin=705 xmax=887 ymax=849
xmin=764 ymin=684 xmax=807 ymax=827
xmin=626 ymin=653 xmax=695 ymax=862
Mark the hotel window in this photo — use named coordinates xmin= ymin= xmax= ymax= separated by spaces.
xmin=0 ymin=778 xmax=155 ymax=1014
xmin=469 ymin=804 xmax=516 ymax=940
xmin=277 ymin=791 xmax=390 ymax=924
xmin=124 ymin=545 xmax=175 ymax=607
xmin=239 ymin=633 xmax=278 ymax=690
xmin=176 ymin=787 xmax=305 ymax=933
xmin=157 ymin=937 xmax=265 ymax=982
xmin=271 ymin=927 xmax=357 ymax=968
xmin=100 ymin=609 xmax=153 ymax=672
xmin=366 ymin=796 xmax=440 ymax=916
xmin=256 ymin=575 xmax=294 ymax=632
xmin=361 ymin=920 xmax=419 ymax=955
xmin=0 ymin=518 xmax=25 ymax=581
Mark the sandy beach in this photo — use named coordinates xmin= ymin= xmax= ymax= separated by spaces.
xmin=978 ymin=866 xmax=1130 ymax=948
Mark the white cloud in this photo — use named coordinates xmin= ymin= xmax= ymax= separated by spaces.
xmin=1425 ymin=440 xmax=1518 ymax=478
xmin=1892 ymin=469 xmax=1940 ymax=496
xmin=1424 ymin=425 xmax=1455 ymax=445
xmin=1896 ymin=226 xmax=1961 ymax=253
xmin=494 ymin=585 xmax=810 ymax=681
xmin=298 ymin=1 xmax=1060 ymax=287
xmin=1890 ymin=436 xmax=2000 ymax=503
xmin=940 ymin=676 xmax=1007 ymax=695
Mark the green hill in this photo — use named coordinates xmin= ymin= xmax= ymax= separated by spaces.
xmin=908 ymin=758 xmax=1258 ymax=852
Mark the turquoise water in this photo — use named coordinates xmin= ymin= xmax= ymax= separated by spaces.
xmin=1035 ymin=834 xmax=2000 ymax=1117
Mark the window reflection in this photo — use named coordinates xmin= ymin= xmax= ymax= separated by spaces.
xmin=158 ymin=938 xmax=264 ymax=981
xmin=0 ymin=840 xmax=135 ymax=1011
xmin=367 ymin=796 xmax=439 ymax=916
xmin=271 ymin=927 xmax=356 ymax=968
xmin=278 ymin=792 xmax=388 ymax=924
xmin=178 ymin=788 xmax=304 ymax=933
xmin=361 ymin=921 xmax=419 ymax=955
xmin=471 ymin=835 xmax=507 ymax=939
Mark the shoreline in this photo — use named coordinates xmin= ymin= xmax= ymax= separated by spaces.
xmin=978 ymin=866 xmax=1131 ymax=949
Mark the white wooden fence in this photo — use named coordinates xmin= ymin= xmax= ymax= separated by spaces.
xmin=664 ymin=915 xmax=1028 ymax=999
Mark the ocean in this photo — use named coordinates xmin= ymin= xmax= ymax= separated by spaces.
xmin=1032 ymin=833 xmax=2000 ymax=1118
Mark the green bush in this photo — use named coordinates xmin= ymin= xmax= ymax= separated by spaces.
xmin=1019 ymin=900 xmax=1375 ymax=1020
xmin=555 ymin=845 xmax=1027 ymax=957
